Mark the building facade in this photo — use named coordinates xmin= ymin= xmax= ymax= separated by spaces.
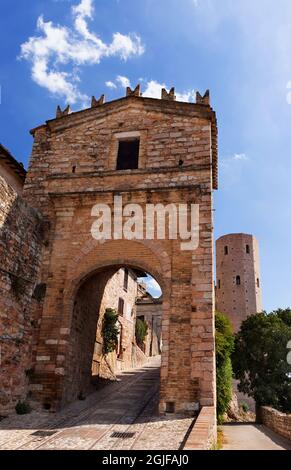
xmin=216 ymin=233 xmax=263 ymax=332
xmin=1 ymin=85 xmax=218 ymax=417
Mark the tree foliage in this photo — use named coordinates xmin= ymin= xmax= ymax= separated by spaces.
xmin=102 ymin=308 xmax=119 ymax=355
xmin=232 ymin=309 xmax=291 ymax=412
xmin=135 ymin=318 xmax=148 ymax=346
xmin=215 ymin=312 xmax=235 ymax=421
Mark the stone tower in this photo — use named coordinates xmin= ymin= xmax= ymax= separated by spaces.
xmin=216 ymin=234 xmax=263 ymax=332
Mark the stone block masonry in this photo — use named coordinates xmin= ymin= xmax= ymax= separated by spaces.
xmin=19 ymin=87 xmax=218 ymax=415
xmin=0 ymin=174 xmax=43 ymax=415
xmin=261 ymin=407 xmax=291 ymax=442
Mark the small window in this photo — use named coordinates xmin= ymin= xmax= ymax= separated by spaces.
xmin=123 ymin=268 xmax=129 ymax=291
xmin=116 ymin=139 xmax=140 ymax=170
xmin=118 ymin=298 xmax=124 ymax=316
xmin=218 ymin=280 xmax=221 ymax=289
xmin=236 ymin=275 xmax=241 ymax=286
xmin=246 ymin=244 xmax=250 ymax=254
xmin=224 ymin=246 xmax=228 ymax=255
xmin=257 ymin=278 xmax=260 ymax=288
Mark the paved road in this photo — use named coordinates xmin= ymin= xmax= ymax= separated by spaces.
xmin=222 ymin=423 xmax=291 ymax=450
xmin=0 ymin=357 xmax=192 ymax=450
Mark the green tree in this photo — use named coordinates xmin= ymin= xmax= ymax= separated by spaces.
xmin=135 ymin=318 xmax=148 ymax=347
xmin=215 ymin=312 xmax=235 ymax=422
xmin=102 ymin=308 xmax=119 ymax=355
xmin=232 ymin=309 xmax=291 ymax=413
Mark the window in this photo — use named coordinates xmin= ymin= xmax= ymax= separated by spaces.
xmin=257 ymin=278 xmax=260 ymax=288
xmin=224 ymin=246 xmax=228 ymax=255
xmin=236 ymin=275 xmax=241 ymax=286
xmin=118 ymin=297 xmax=124 ymax=316
xmin=123 ymin=268 xmax=129 ymax=291
xmin=218 ymin=280 xmax=221 ymax=289
xmin=116 ymin=322 xmax=123 ymax=359
xmin=116 ymin=139 xmax=140 ymax=170
xmin=246 ymin=244 xmax=250 ymax=254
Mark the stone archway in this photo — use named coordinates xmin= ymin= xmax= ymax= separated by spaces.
xmin=61 ymin=261 xmax=166 ymax=407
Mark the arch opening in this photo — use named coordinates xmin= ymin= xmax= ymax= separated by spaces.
xmin=63 ymin=264 xmax=163 ymax=406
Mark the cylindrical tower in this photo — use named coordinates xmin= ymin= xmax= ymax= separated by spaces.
xmin=216 ymin=233 xmax=263 ymax=332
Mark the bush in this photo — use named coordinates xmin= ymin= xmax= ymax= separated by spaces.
xmin=232 ymin=309 xmax=291 ymax=413
xmin=135 ymin=318 xmax=148 ymax=346
xmin=241 ymin=403 xmax=249 ymax=413
xmin=15 ymin=401 xmax=31 ymax=415
xmin=102 ymin=308 xmax=119 ymax=355
xmin=215 ymin=312 xmax=235 ymax=422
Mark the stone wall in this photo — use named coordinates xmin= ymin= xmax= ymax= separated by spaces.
xmin=261 ymin=407 xmax=291 ymax=442
xmin=216 ymin=234 xmax=263 ymax=332
xmin=22 ymin=90 xmax=218 ymax=414
xmin=92 ymin=268 xmax=141 ymax=377
xmin=184 ymin=406 xmax=217 ymax=450
xmin=0 ymin=174 xmax=43 ymax=415
xmin=136 ymin=298 xmax=162 ymax=356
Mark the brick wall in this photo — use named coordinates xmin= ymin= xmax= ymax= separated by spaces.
xmin=22 ymin=92 xmax=217 ymax=414
xmin=261 ymin=407 xmax=291 ymax=442
xmin=0 ymin=175 xmax=43 ymax=415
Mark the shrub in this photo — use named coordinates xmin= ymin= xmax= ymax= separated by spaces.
xmin=15 ymin=401 xmax=31 ymax=415
xmin=135 ymin=318 xmax=148 ymax=346
xmin=102 ymin=308 xmax=119 ymax=355
xmin=215 ymin=312 xmax=235 ymax=422
xmin=233 ymin=309 xmax=291 ymax=413
xmin=241 ymin=403 xmax=249 ymax=413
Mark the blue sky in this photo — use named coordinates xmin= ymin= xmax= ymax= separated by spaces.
xmin=1 ymin=0 xmax=291 ymax=310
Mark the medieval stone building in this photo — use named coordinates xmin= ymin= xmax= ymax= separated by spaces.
xmin=136 ymin=293 xmax=163 ymax=357
xmin=0 ymin=146 xmax=43 ymax=414
xmin=0 ymin=85 xmax=218 ymax=420
xmin=216 ymin=233 xmax=263 ymax=332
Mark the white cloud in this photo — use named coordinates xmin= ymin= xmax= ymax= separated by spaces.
xmin=116 ymin=75 xmax=131 ymax=88
xmin=20 ymin=0 xmax=144 ymax=105
xmin=105 ymin=80 xmax=117 ymax=89
xmin=141 ymin=276 xmax=162 ymax=298
xmin=221 ymin=153 xmax=250 ymax=168
xmin=105 ymin=77 xmax=196 ymax=102
xmin=143 ymin=80 xmax=166 ymax=99
xmin=233 ymin=153 xmax=248 ymax=161
xmin=143 ymin=80 xmax=195 ymax=102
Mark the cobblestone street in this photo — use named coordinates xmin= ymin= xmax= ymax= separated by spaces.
xmin=0 ymin=357 xmax=193 ymax=450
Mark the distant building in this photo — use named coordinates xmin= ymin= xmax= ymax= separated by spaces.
xmin=216 ymin=233 xmax=263 ymax=333
xmin=136 ymin=292 xmax=163 ymax=357
xmin=0 ymin=144 xmax=26 ymax=194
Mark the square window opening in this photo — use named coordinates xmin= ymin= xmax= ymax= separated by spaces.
xmin=116 ymin=139 xmax=140 ymax=170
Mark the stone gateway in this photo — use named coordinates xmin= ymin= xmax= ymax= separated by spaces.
xmin=1 ymin=85 xmax=218 ymax=417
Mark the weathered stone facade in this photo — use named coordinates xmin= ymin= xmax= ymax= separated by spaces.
xmin=261 ymin=407 xmax=291 ymax=442
xmin=0 ymin=144 xmax=26 ymax=195
xmin=0 ymin=172 xmax=43 ymax=414
xmin=91 ymin=268 xmax=146 ymax=379
xmin=216 ymin=233 xmax=263 ymax=332
xmin=136 ymin=295 xmax=163 ymax=357
xmin=14 ymin=86 xmax=218 ymax=415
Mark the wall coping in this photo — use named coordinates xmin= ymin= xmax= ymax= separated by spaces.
xmin=183 ymin=406 xmax=217 ymax=450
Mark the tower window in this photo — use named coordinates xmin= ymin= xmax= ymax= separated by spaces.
xmin=218 ymin=280 xmax=221 ymax=289
xmin=236 ymin=275 xmax=241 ymax=286
xmin=118 ymin=297 xmax=124 ymax=316
xmin=116 ymin=139 xmax=140 ymax=170
xmin=224 ymin=246 xmax=228 ymax=255
xmin=123 ymin=268 xmax=129 ymax=291
xmin=257 ymin=278 xmax=260 ymax=288
xmin=246 ymin=244 xmax=250 ymax=254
